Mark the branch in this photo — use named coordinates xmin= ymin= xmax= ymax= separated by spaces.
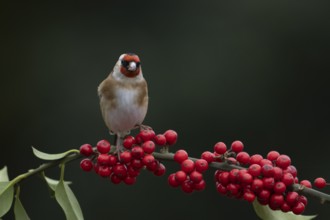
xmin=0 ymin=152 xmax=82 ymax=194
xmin=153 ymin=152 xmax=330 ymax=204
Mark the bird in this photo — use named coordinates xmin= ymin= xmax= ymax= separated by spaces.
xmin=98 ymin=53 xmax=148 ymax=152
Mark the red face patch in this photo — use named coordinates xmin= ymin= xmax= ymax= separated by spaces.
xmin=120 ymin=54 xmax=141 ymax=78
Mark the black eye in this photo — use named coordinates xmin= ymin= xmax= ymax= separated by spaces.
xmin=136 ymin=62 xmax=141 ymax=68
xmin=121 ymin=60 xmax=129 ymax=67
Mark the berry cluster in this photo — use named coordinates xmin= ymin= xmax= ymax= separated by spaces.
xmin=168 ymin=150 xmax=208 ymax=193
xmin=79 ymin=129 xmax=178 ymax=185
xmin=211 ymin=140 xmax=322 ymax=214
xmin=79 ymin=128 xmax=328 ymax=215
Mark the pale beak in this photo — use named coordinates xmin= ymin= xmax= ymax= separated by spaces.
xmin=127 ymin=62 xmax=137 ymax=71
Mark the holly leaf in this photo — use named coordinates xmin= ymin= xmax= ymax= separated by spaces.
xmin=0 ymin=166 xmax=9 ymax=182
xmin=14 ymin=194 xmax=30 ymax=220
xmin=43 ymin=175 xmax=72 ymax=198
xmin=44 ymin=176 xmax=72 ymax=191
xmin=32 ymin=147 xmax=78 ymax=161
xmin=55 ymin=179 xmax=83 ymax=220
xmin=0 ymin=182 xmax=14 ymax=218
xmin=253 ymin=201 xmax=317 ymax=220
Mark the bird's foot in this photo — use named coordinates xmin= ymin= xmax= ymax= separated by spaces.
xmin=137 ymin=124 xmax=153 ymax=131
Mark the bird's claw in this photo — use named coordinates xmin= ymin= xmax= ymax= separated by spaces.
xmin=138 ymin=124 xmax=152 ymax=131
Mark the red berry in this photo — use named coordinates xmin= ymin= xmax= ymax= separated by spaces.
xmin=285 ymin=191 xmax=299 ymax=206
xmin=113 ymin=164 xmax=127 ymax=179
xmin=300 ymin=180 xmax=312 ymax=188
xmin=181 ymin=159 xmax=195 ymax=173
xmin=258 ymin=189 xmax=271 ymax=201
xmin=251 ymin=179 xmax=264 ymax=193
xmin=146 ymin=160 xmax=158 ymax=172
xmin=266 ymin=151 xmax=280 ymax=161
xmin=168 ymin=173 xmax=180 ymax=187
xmin=273 ymin=181 xmax=286 ymax=194
xmin=227 ymin=183 xmax=240 ymax=196
xmin=131 ymin=159 xmax=144 ymax=169
xmin=195 ymin=159 xmax=209 ymax=173
xmin=110 ymin=174 xmax=122 ymax=184
xmin=164 ymin=130 xmax=178 ymax=145
xmin=153 ymin=134 xmax=166 ymax=146
xmin=123 ymin=176 xmax=136 ymax=185
xmin=201 ymin=151 xmax=215 ymax=163
xmin=131 ymin=146 xmax=144 ymax=159
xmin=236 ymin=152 xmax=250 ymax=165
xmin=216 ymin=183 xmax=227 ymax=195
xmin=281 ymin=202 xmax=291 ymax=212
xmin=139 ymin=130 xmax=154 ymax=142
xmin=292 ymin=202 xmax=305 ymax=215
xmin=135 ymin=133 xmax=143 ymax=144
xmin=259 ymin=159 xmax=272 ymax=167
xmin=250 ymin=154 xmax=263 ymax=165
xmin=227 ymin=157 xmax=238 ymax=164
xmin=282 ymin=173 xmax=295 ymax=186
xmin=248 ymin=164 xmax=262 ymax=177
xmin=154 ymin=163 xmax=166 ymax=176
xmin=98 ymin=165 xmax=112 ymax=177
xmin=142 ymin=154 xmax=155 ymax=166
xmin=141 ymin=140 xmax=156 ymax=154
xmin=127 ymin=165 xmax=140 ymax=177
xmin=283 ymin=165 xmax=297 ymax=177
xmin=120 ymin=151 xmax=132 ymax=164
xmin=123 ymin=136 xmax=135 ymax=149
xmin=299 ymin=195 xmax=308 ymax=206
xmin=231 ymin=140 xmax=244 ymax=153
xmin=189 ymin=171 xmax=203 ymax=183
xmin=243 ymin=192 xmax=256 ymax=203
xmin=96 ymin=140 xmax=111 ymax=154
xmin=108 ymin=155 xmax=118 ymax=166
xmin=273 ymin=167 xmax=283 ymax=180
xmin=239 ymin=172 xmax=253 ymax=185
xmin=175 ymin=170 xmax=187 ymax=183
xmin=97 ymin=154 xmax=110 ymax=165
xmin=263 ymin=177 xmax=275 ymax=190
xmin=174 ymin=150 xmax=188 ymax=164
xmin=194 ymin=179 xmax=206 ymax=191
xmin=218 ymin=172 xmax=230 ymax=186
xmin=181 ymin=180 xmax=194 ymax=193
xmin=79 ymin=144 xmax=93 ymax=157
xmin=80 ymin=159 xmax=93 ymax=171
xmin=314 ymin=177 xmax=326 ymax=189
xmin=214 ymin=142 xmax=227 ymax=154
xmin=261 ymin=164 xmax=274 ymax=177
xmin=269 ymin=194 xmax=284 ymax=210
xmin=276 ymin=155 xmax=291 ymax=169
xmin=229 ymin=169 xmax=240 ymax=183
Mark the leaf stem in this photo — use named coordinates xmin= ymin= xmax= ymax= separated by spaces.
xmin=0 ymin=152 xmax=82 ymax=196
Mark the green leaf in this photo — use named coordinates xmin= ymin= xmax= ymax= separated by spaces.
xmin=0 ymin=182 xmax=14 ymax=217
xmin=14 ymin=194 xmax=30 ymax=220
xmin=55 ymin=180 xmax=83 ymax=220
xmin=44 ymin=175 xmax=72 ymax=191
xmin=32 ymin=147 xmax=79 ymax=161
xmin=253 ymin=201 xmax=317 ymax=220
xmin=0 ymin=166 xmax=9 ymax=182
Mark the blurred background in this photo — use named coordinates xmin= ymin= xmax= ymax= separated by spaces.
xmin=1 ymin=1 xmax=330 ymax=219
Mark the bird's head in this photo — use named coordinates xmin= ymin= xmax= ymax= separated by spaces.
xmin=116 ymin=53 xmax=141 ymax=78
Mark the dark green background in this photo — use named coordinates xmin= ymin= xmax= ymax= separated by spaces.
xmin=1 ymin=1 xmax=330 ymax=219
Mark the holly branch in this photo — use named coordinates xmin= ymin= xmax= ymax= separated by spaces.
xmin=0 ymin=129 xmax=329 ymax=220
